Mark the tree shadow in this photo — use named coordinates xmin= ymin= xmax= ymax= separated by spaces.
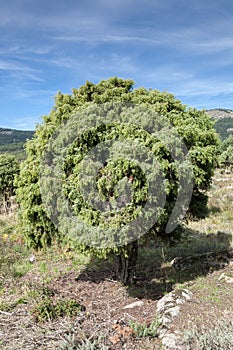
xmin=76 ymin=228 xmax=233 ymax=301
xmin=207 ymin=205 xmax=222 ymax=215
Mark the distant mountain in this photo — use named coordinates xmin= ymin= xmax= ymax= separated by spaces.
xmin=0 ymin=128 xmax=34 ymax=146
xmin=206 ymin=108 xmax=233 ymax=120
xmin=206 ymin=109 xmax=233 ymax=139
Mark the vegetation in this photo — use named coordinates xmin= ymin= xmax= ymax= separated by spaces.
xmin=0 ymin=128 xmax=34 ymax=161
xmin=59 ymin=337 xmax=109 ymax=350
xmin=214 ymin=117 xmax=233 ymax=140
xmin=0 ymin=141 xmax=27 ymax=161
xmin=129 ymin=317 xmax=161 ymax=338
xmin=218 ymin=135 xmax=233 ymax=170
xmin=32 ymin=296 xmax=85 ymax=322
xmin=15 ymin=77 xmax=219 ymax=284
xmin=0 ymin=78 xmax=231 ymax=349
xmin=184 ymin=321 xmax=233 ymax=350
xmin=0 ymin=128 xmax=34 ymax=146
xmin=0 ymin=153 xmax=19 ymax=213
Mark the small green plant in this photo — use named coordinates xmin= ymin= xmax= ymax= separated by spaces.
xmin=12 ymin=261 xmax=32 ymax=278
xmin=0 ymin=297 xmax=27 ymax=312
xmin=32 ymin=296 xmax=85 ymax=322
xmin=129 ymin=317 xmax=161 ymax=338
xmin=28 ymin=284 xmax=55 ymax=299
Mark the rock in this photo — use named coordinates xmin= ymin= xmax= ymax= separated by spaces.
xmin=123 ymin=300 xmax=144 ymax=309
xmin=164 ymin=306 xmax=180 ymax=319
xmin=162 ymin=332 xmax=184 ymax=350
xmin=29 ymin=255 xmax=35 ymax=263
xmin=162 ymin=333 xmax=178 ymax=349
xmin=156 ymin=289 xmax=192 ymax=320
xmin=156 ymin=295 xmax=174 ymax=313
xmin=218 ymin=272 xmax=233 ymax=284
xmin=226 ymin=276 xmax=233 ymax=284
xmin=181 ymin=288 xmax=192 ymax=299
xmin=218 ymin=273 xmax=225 ymax=281
xmin=156 ymin=288 xmax=193 ymax=349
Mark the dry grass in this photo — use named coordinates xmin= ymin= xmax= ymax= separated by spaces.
xmin=188 ymin=169 xmax=233 ymax=238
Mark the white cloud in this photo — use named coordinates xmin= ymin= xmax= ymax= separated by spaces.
xmin=174 ymin=79 xmax=233 ymax=97
xmin=0 ymin=59 xmax=44 ymax=82
xmin=9 ymin=116 xmax=40 ymax=130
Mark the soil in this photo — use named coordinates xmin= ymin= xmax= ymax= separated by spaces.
xmin=1 ymin=250 xmax=233 ymax=350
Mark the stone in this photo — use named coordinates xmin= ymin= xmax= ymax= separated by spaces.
xmin=171 ymin=250 xmax=233 ymax=271
xmin=218 ymin=272 xmax=233 ymax=284
xmin=156 ymin=295 xmax=175 ymax=313
xmin=156 ymin=301 xmax=175 ymax=314
xmin=156 ymin=288 xmax=193 ymax=348
xmin=182 ymin=289 xmax=192 ymax=298
xmin=123 ymin=300 xmax=144 ymax=309
xmin=164 ymin=306 xmax=180 ymax=318
xmin=160 ymin=315 xmax=173 ymax=329
xmin=162 ymin=333 xmax=177 ymax=349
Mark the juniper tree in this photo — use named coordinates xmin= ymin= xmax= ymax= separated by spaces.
xmin=16 ymin=77 xmax=219 ymax=284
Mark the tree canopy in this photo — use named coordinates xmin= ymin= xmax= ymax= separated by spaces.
xmin=16 ymin=77 xmax=219 ymax=282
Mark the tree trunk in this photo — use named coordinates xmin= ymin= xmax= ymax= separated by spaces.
xmin=115 ymin=240 xmax=138 ymax=285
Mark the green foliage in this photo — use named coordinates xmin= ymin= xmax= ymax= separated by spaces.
xmin=129 ymin=317 xmax=161 ymax=338
xmin=16 ymin=77 xmax=219 ymax=256
xmin=0 ymin=214 xmax=30 ymax=281
xmin=62 ymin=122 xmax=155 ymax=237
xmin=32 ymin=294 xmax=85 ymax=322
xmin=218 ymin=135 xmax=233 ymax=169
xmin=0 ymin=297 xmax=27 ymax=312
xmin=0 ymin=128 xmax=34 ymax=146
xmin=0 ymin=153 xmax=19 ymax=212
xmin=0 ymin=141 xmax=25 ymax=152
xmin=0 ymin=141 xmax=27 ymax=161
xmin=0 ymin=128 xmax=34 ymax=161
xmin=0 ymin=153 xmax=19 ymax=197
xmin=188 ymin=191 xmax=208 ymax=219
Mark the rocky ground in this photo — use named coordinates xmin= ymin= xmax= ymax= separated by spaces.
xmin=1 ymin=245 xmax=233 ymax=349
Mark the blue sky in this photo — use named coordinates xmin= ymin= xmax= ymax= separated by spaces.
xmin=1 ymin=0 xmax=233 ymax=130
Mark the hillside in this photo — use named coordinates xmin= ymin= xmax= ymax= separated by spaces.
xmin=0 ymin=128 xmax=34 ymax=159
xmin=0 ymin=128 xmax=34 ymax=146
xmin=206 ymin=108 xmax=233 ymax=120
xmin=207 ymin=109 xmax=233 ymax=139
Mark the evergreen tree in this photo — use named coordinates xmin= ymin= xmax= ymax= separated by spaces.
xmin=16 ymin=78 xmax=219 ymax=283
